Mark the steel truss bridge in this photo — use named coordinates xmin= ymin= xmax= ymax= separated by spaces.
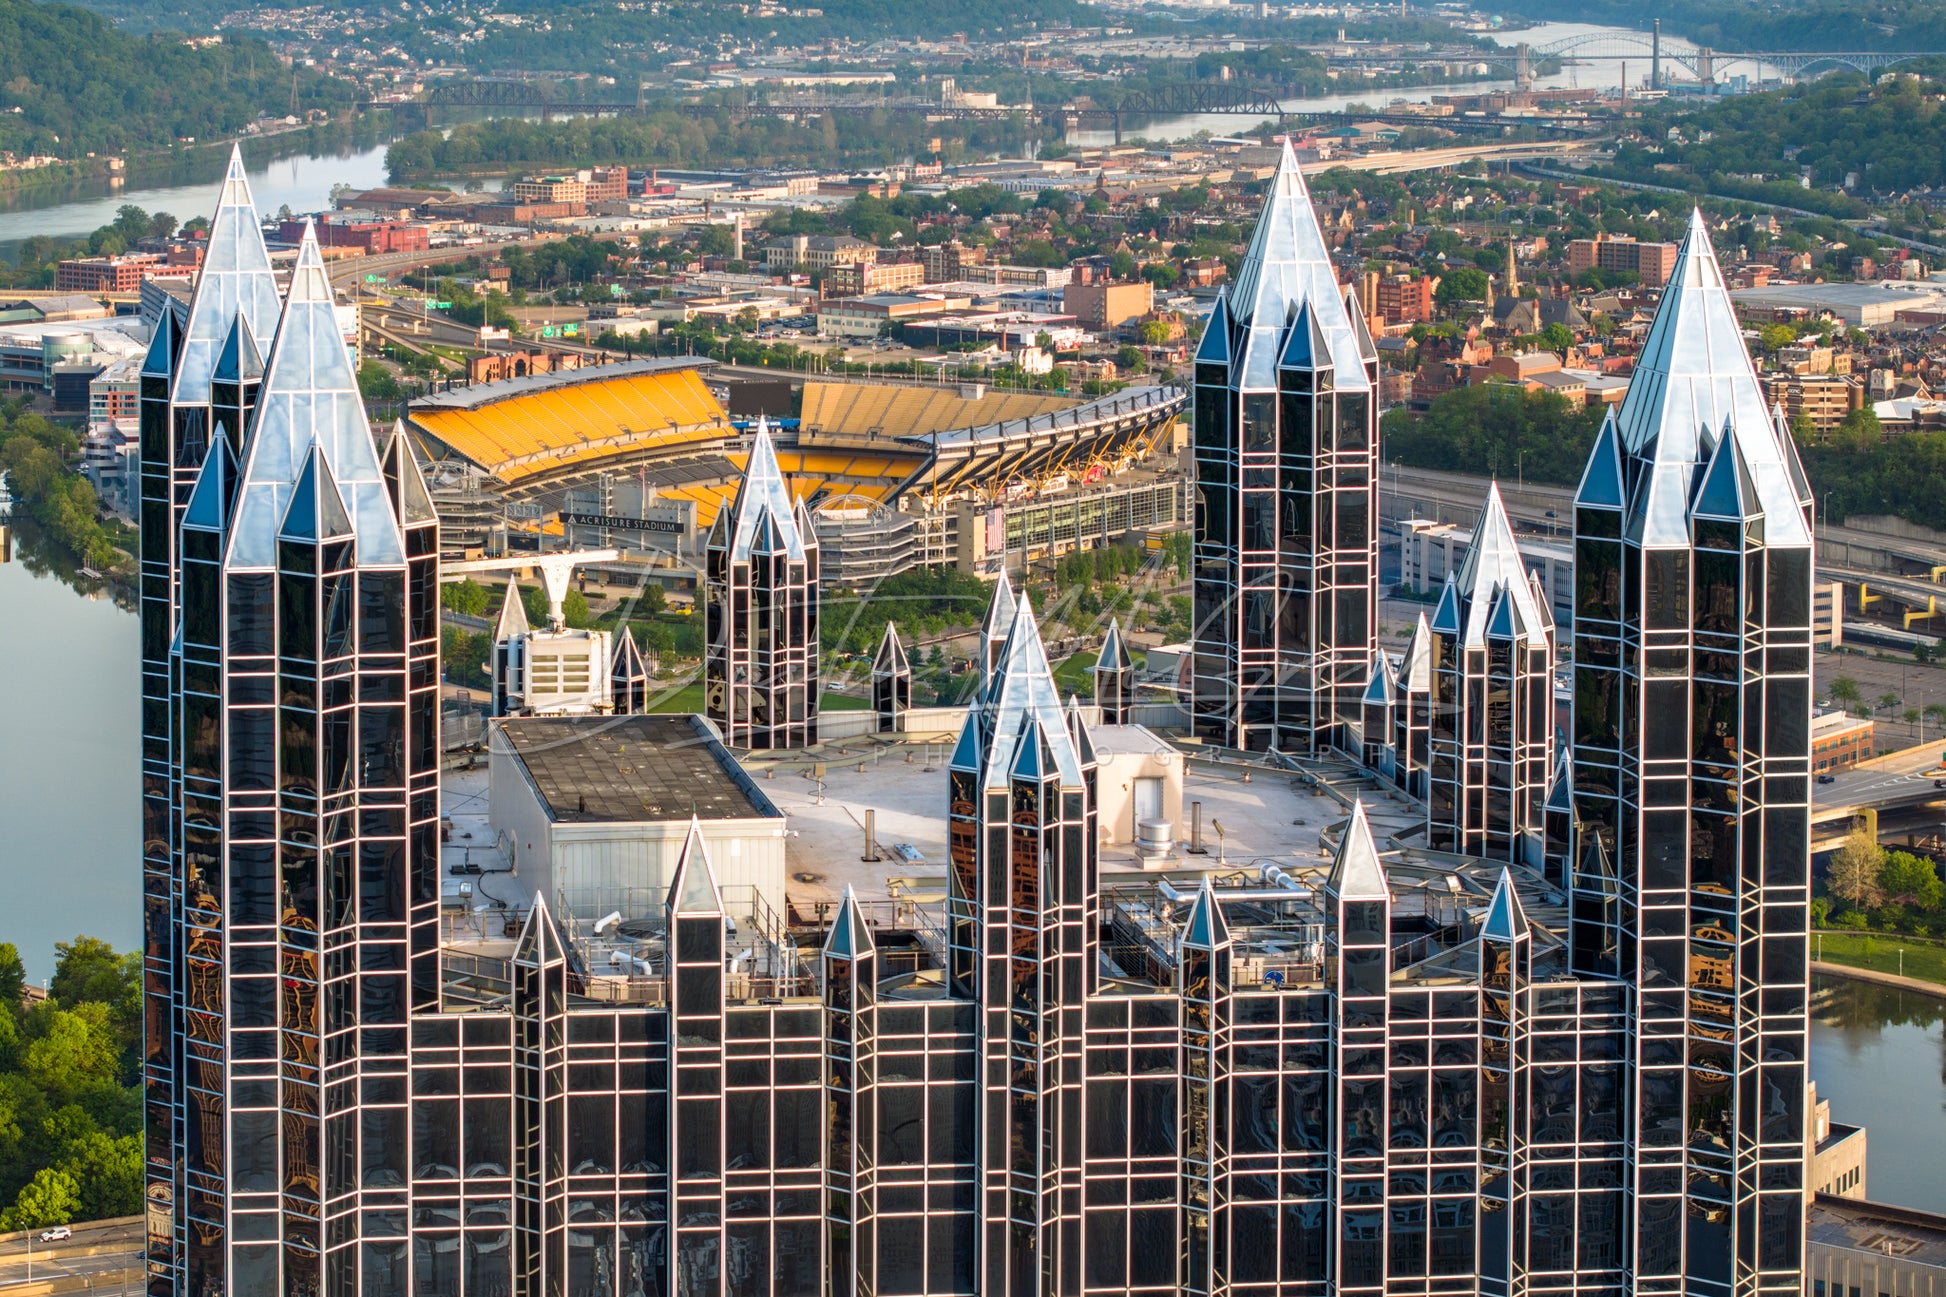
xmin=370 ymin=41 xmax=1946 ymax=135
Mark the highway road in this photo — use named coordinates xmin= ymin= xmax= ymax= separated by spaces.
xmin=0 ymin=1218 xmax=144 ymax=1291
xmin=1815 ymin=743 xmax=1946 ymax=821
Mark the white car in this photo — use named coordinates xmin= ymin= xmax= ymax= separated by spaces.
xmin=38 ymin=1226 xmax=72 ymax=1243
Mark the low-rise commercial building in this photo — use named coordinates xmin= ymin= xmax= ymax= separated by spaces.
xmin=1063 ymin=279 xmax=1153 ymax=332
xmin=1810 ymin=710 xmax=1873 ymax=772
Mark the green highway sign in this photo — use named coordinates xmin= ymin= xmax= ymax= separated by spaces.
xmin=563 ymin=323 xmax=578 ymax=335
xmin=364 ymin=274 xmax=383 ymax=283
xmin=540 ymin=327 xmax=559 ymax=338
xmin=433 ymin=302 xmax=453 ymax=310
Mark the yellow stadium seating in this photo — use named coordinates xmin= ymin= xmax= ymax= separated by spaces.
xmin=410 ymin=369 xmax=733 ymax=484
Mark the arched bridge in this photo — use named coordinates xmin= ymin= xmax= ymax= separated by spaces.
xmin=1525 ymin=31 xmax=1946 ymax=83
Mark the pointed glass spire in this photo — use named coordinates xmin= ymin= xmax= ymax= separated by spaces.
xmin=1775 ymin=404 xmax=1816 ymax=512
xmin=1544 ymin=747 xmax=1572 ymax=812
xmin=982 ymin=591 xmax=1088 ymax=791
xmin=1690 ymin=425 xmax=1759 ymax=521
xmin=1095 ymin=618 xmax=1132 ymax=672
xmin=1064 ymin=692 xmax=1098 ymax=766
xmin=1181 ymin=876 xmax=1231 ymax=951
xmin=1616 ymin=207 xmax=1808 ymax=546
xmin=1226 ymin=139 xmax=1369 ymax=391
xmin=385 ymin=421 xmax=439 ymax=526
xmin=872 ymin=622 xmax=911 ymax=677
xmin=513 ymin=893 xmax=569 ymax=968
xmin=1456 ymin=482 xmax=1548 ymax=646
xmin=278 ymin=441 xmax=355 ymax=543
xmin=1429 ymin=574 xmax=1462 ymax=639
xmin=949 ymin=706 xmax=984 ymax=773
xmin=1480 ymin=867 xmax=1531 ymax=942
xmin=611 ymin=626 xmax=649 ymax=694
xmin=227 ymin=223 xmax=403 ymax=569
xmin=142 ymin=307 xmax=181 ymax=380
xmin=1277 ymin=298 xmax=1331 ymax=372
xmin=1398 ymin=612 xmax=1433 ymax=694
xmin=1576 ymin=409 xmax=1627 ymax=511
xmin=1343 ymin=283 xmax=1379 ymax=362
xmin=823 ymin=885 xmax=875 ymax=959
xmin=1194 ymin=291 xmax=1232 ymax=366
xmin=982 ymin=568 xmax=1018 ymax=646
xmin=667 ymin=816 xmax=724 ymax=917
xmin=213 ymin=314 xmax=264 ymax=386
xmin=1010 ymin=713 xmax=1048 ymax=782
xmin=727 ymin=417 xmax=810 ymax=561
xmin=494 ymin=576 xmax=531 ymax=641
xmin=182 ymin=430 xmax=239 ymax=534
xmin=1526 ymin=571 xmax=1555 ymax=636
xmin=1327 ymin=800 xmax=1390 ymax=901
xmin=1362 ymin=648 xmax=1396 ymax=707
xmin=171 ymin=143 xmax=284 ymax=407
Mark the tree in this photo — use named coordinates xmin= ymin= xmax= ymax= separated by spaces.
xmin=1827 ymin=676 xmax=1862 ymax=711
xmin=1115 ymin=345 xmax=1146 ymax=373
xmin=356 ymin=361 xmax=402 ymax=403
xmin=0 ymin=944 xmax=22 ymax=1012
xmin=21 ymin=1004 xmax=121 ymax=1102
xmin=638 ymin=584 xmax=667 ymax=614
xmin=1877 ymin=692 xmax=1902 ymax=713
xmin=1828 ymin=828 xmax=1887 ymax=911
xmin=1434 ymin=267 xmax=1488 ymax=306
xmin=1759 ymin=323 xmax=1798 ymax=353
xmin=561 ymin=589 xmax=592 ymax=629
xmin=1 ymin=1168 xmax=79 ymax=1232
xmin=441 ymin=578 xmax=492 ymax=618
xmin=1880 ymin=850 xmax=1944 ymax=912
xmin=48 ymin=939 xmax=137 ymax=1048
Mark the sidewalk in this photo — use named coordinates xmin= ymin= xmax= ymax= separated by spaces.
xmin=1812 ymin=960 xmax=1946 ymax=999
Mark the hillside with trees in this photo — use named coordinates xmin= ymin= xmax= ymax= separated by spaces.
xmin=0 ymin=0 xmax=354 ymax=163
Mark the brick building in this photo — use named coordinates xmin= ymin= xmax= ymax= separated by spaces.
xmin=1062 ymin=280 xmax=1153 ymax=332
xmin=1567 ymin=234 xmax=1680 ymax=288
xmin=1374 ymin=272 xmax=1437 ymax=325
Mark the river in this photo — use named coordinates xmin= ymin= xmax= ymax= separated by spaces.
xmin=0 ymin=140 xmax=407 ymax=264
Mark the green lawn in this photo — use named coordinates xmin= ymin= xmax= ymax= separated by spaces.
xmin=643 ymin=683 xmax=867 ymax=714
xmin=1813 ymin=930 xmax=1946 ymax=987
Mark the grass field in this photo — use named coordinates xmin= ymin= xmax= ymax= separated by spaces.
xmin=643 ymin=683 xmax=867 ymax=714
xmin=1813 ymin=930 xmax=1946 ymax=987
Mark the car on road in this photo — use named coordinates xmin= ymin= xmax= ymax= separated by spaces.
xmin=38 ymin=1226 xmax=72 ymax=1243
xmin=1817 ymin=774 xmax=1836 ymax=784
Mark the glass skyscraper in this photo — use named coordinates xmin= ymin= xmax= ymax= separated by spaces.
xmin=141 ymin=159 xmax=1810 ymax=1297
xmin=1191 ymin=142 xmax=1381 ymax=753
xmin=705 ymin=419 xmax=820 ymax=751
xmin=1424 ymin=484 xmax=1558 ymax=866
xmin=1567 ymin=210 xmax=1814 ymax=1297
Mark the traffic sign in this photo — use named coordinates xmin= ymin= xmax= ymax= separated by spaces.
xmin=540 ymin=327 xmax=559 ymax=338
xmin=433 ymin=302 xmax=453 ymax=310
xmin=562 ymin=323 xmax=578 ymax=335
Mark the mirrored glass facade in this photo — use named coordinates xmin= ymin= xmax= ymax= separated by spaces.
xmin=705 ymin=419 xmax=820 ymax=750
xmin=1191 ymin=142 xmax=1380 ymax=754
xmin=141 ymin=166 xmax=1812 ymax=1297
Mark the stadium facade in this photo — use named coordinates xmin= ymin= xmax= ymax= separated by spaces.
xmin=144 ymin=152 xmax=1813 ymax=1297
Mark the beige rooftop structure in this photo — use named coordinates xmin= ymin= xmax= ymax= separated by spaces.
xmin=797 ymin=379 xmax=1075 ymax=439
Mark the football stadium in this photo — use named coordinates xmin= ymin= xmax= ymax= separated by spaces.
xmin=403 ymin=357 xmax=1189 ymax=587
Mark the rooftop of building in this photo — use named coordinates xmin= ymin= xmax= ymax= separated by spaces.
xmin=1807 ymin=1195 xmax=1946 ymax=1270
xmin=1731 ymin=281 xmax=1946 ymax=309
xmin=797 ymin=378 xmax=1076 ymax=439
xmin=496 ymin=714 xmax=780 ymax=824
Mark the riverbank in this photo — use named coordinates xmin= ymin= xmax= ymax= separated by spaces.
xmin=0 ymin=116 xmax=390 ymax=201
xmin=1812 ymin=930 xmax=1946 ymax=992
